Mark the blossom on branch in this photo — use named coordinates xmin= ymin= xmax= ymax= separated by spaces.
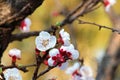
xmin=66 ymin=62 xmax=94 ymax=80
xmin=103 ymin=0 xmax=116 ymax=12
xmin=66 ymin=62 xmax=80 ymax=75
xmin=3 ymin=68 xmax=22 ymax=80
xmin=47 ymin=44 xmax=79 ymax=67
xmin=35 ymin=31 xmax=57 ymax=51
xmin=48 ymin=48 xmax=63 ymax=66
xmin=8 ymin=48 xmax=21 ymax=62
xmin=60 ymin=44 xmax=79 ymax=60
xmin=79 ymin=66 xmax=94 ymax=80
xmin=58 ymin=29 xmax=70 ymax=46
xmin=20 ymin=17 xmax=31 ymax=32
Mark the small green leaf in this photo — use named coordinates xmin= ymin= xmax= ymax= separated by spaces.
xmin=55 ymin=22 xmax=61 ymax=27
xmin=18 ymin=64 xmax=22 ymax=67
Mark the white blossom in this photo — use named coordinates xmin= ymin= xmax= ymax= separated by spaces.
xmin=104 ymin=0 xmax=116 ymax=12
xmin=9 ymin=48 xmax=21 ymax=59
xmin=3 ymin=68 xmax=22 ymax=80
xmin=66 ymin=62 xmax=80 ymax=74
xmin=59 ymin=29 xmax=70 ymax=46
xmin=80 ymin=66 xmax=93 ymax=77
xmin=20 ymin=17 xmax=31 ymax=32
xmin=79 ymin=66 xmax=94 ymax=80
xmin=35 ymin=31 xmax=56 ymax=51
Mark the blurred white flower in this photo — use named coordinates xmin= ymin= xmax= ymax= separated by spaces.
xmin=3 ymin=68 xmax=22 ymax=80
xmin=59 ymin=29 xmax=70 ymax=46
xmin=66 ymin=63 xmax=94 ymax=80
xmin=104 ymin=0 xmax=116 ymax=12
xmin=20 ymin=17 xmax=31 ymax=32
xmin=80 ymin=66 xmax=93 ymax=77
xmin=79 ymin=66 xmax=94 ymax=80
xmin=9 ymin=48 xmax=21 ymax=60
xmin=66 ymin=62 xmax=80 ymax=74
xmin=35 ymin=31 xmax=56 ymax=51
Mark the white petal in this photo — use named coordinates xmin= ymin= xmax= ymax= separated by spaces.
xmin=35 ymin=36 xmax=42 ymax=45
xmin=63 ymin=32 xmax=70 ymax=40
xmin=48 ymin=58 xmax=54 ymax=66
xmin=59 ymin=62 xmax=68 ymax=70
xmin=61 ymin=44 xmax=74 ymax=52
xmin=73 ymin=75 xmax=84 ymax=80
xmin=66 ymin=62 xmax=80 ymax=74
xmin=105 ymin=5 xmax=111 ymax=12
xmin=59 ymin=29 xmax=64 ymax=35
xmin=3 ymin=68 xmax=22 ymax=80
xmin=59 ymin=29 xmax=70 ymax=40
xmin=25 ymin=18 xmax=31 ymax=27
xmin=66 ymin=67 xmax=74 ymax=74
xmin=36 ymin=43 xmax=47 ymax=51
xmin=71 ymin=50 xmax=79 ymax=60
xmin=22 ymin=26 xmax=30 ymax=32
xmin=39 ymin=31 xmax=50 ymax=39
xmin=48 ymin=36 xmax=56 ymax=48
xmin=80 ymin=66 xmax=93 ymax=77
xmin=109 ymin=0 xmax=116 ymax=5
xmin=73 ymin=62 xmax=81 ymax=69
xmin=63 ymin=39 xmax=71 ymax=46
xmin=49 ymin=48 xmax=59 ymax=57
xmin=86 ymin=77 xmax=95 ymax=80
xmin=66 ymin=44 xmax=74 ymax=52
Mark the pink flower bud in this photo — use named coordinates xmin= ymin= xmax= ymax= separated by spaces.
xmin=20 ymin=17 xmax=31 ymax=32
xmin=9 ymin=48 xmax=21 ymax=62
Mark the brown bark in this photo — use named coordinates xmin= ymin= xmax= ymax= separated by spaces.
xmin=0 ymin=0 xmax=44 ymax=58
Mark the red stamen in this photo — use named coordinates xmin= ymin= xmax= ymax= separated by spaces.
xmin=12 ymin=56 xmax=17 ymax=63
xmin=104 ymin=0 xmax=110 ymax=6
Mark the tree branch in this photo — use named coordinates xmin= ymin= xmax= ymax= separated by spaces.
xmin=0 ymin=0 xmax=44 ymax=27
xmin=10 ymin=0 xmax=101 ymax=42
xmin=78 ymin=19 xmax=120 ymax=33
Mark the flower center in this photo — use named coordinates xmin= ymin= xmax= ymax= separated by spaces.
xmin=9 ymin=76 xmax=17 ymax=80
xmin=42 ymin=39 xmax=49 ymax=47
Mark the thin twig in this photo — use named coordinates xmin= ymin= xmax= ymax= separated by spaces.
xmin=37 ymin=66 xmax=55 ymax=78
xmin=78 ymin=19 xmax=120 ymax=33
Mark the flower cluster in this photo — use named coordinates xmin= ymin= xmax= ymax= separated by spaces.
xmin=66 ymin=62 xmax=94 ymax=80
xmin=35 ymin=29 xmax=80 ymax=68
xmin=48 ymin=44 xmax=79 ymax=67
xmin=20 ymin=17 xmax=31 ymax=32
xmin=103 ymin=0 xmax=116 ymax=12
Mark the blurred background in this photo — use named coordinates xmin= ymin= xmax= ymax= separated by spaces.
xmin=2 ymin=0 xmax=120 ymax=80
